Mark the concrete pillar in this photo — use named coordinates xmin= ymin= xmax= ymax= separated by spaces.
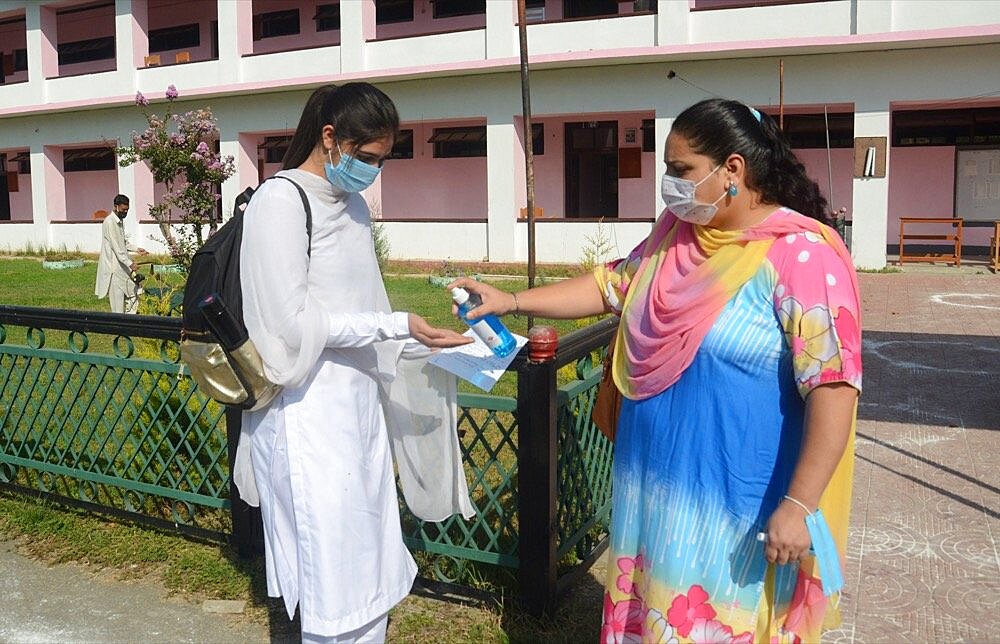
xmin=853 ymin=0 xmax=893 ymax=35
xmin=217 ymin=0 xmax=252 ymax=74
xmin=219 ymin=131 xmax=257 ymax=222
xmin=341 ymin=0 xmax=375 ymax=73
xmin=486 ymin=0 xmax=517 ymax=60
xmin=29 ymin=145 xmax=66 ymax=245
xmin=115 ymin=0 xmax=148 ymax=72
xmin=850 ymin=107 xmax=891 ymax=269
xmin=657 ymin=0 xmax=691 ymax=46
xmin=653 ymin=115 xmax=674 ymax=213
xmin=116 ymin=160 xmax=154 ymax=244
xmin=25 ymin=3 xmax=58 ymax=82
xmin=486 ymin=119 xmax=519 ymax=262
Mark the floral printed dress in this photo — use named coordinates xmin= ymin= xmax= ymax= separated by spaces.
xmin=596 ymin=209 xmax=862 ymax=643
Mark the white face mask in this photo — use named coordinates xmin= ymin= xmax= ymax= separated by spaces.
xmin=661 ymin=165 xmax=727 ymax=225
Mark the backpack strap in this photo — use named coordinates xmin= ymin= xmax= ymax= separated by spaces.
xmin=236 ymin=174 xmax=314 ymax=257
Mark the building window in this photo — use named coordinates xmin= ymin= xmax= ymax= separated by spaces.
xmin=58 ymin=37 xmax=116 ymax=66
xmin=376 ymin=0 xmax=413 ymax=24
xmin=63 ymin=148 xmax=116 ymax=172
xmin=524 ymin=0 xmax=546 ymax=21
xmin=388 ymin=129 xmax=413 ymax=159
xmin=893 ymin=107 xmax=1000 ymax=147
xmin=641 ymin=119 xmax=656 ymax=152
xmin=254 ymin=9 xmax=300 ymax=40
xmin=429 ymin=126 xmax=487 ymax=158
xmin=532 ymin=123 xmax=544 ymax=155
xmin=148 ymin=23 xmax=200 ymax=53
xmin=781 ymin=113 xmax=854 ymax=149
xmin=13 ymin=48 xmax=28 ymax=72
xmin=315 ymin=4 xmax=341 ymax=31
xmin=433 ymin=0 xmax=486 ymax=19
xmin=633 ymin=0 xmax=657 ymax=12
xmin=262 ymin=136 xmax=292 ymax=164
xmin=563 ymin=0 xmax=618 ymax=19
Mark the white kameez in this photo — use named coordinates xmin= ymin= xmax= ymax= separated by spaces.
xmin=238 ymin=170 xmax=472 ymax=637
xmin=95 ymin=214 xmax=138 ymax=312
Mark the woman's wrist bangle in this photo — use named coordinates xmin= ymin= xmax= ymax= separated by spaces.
xmin=511 ymin=292 xmax=521 ymax=316
xmin=782 ymin=494 xmax=814 ymax=515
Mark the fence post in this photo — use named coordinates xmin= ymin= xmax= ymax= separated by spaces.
xmin=225 ymin=406 xmax=264 ymax=557
xmin=516 ymin=325 xmax=559 ymax=616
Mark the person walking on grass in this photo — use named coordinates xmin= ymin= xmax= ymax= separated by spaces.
xmin=450 ymin=98 xmax=861 ymax=644
xmin=94 ymin=194 xmax=146 ymax=313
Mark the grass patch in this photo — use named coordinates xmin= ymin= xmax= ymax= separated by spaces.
xmin=857 ymin=265 xmax=903 ymax=273
xmin=0 ymin=257 xmax=609 ymax=640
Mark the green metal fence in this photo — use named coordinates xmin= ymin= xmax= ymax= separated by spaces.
xmin=0 ymin=305 xmax=615 ymax=610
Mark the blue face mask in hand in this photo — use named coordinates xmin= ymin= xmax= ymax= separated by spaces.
xmin=325 ymin=143 xmax=381 ymax=193
xmin=805 ymin=508 xmax=844 ymax=597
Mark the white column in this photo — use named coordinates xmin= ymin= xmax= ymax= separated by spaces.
xmin=25 ymin=2 xmax=58 ymax=87
xmin=29 ymin=144 xmax=66 ymax=246
xmin=486 ymin=0 xmax=517 ymax=60
xmin=219 ymin=131 xmax=257 ymax=222
xmin=853 ymin=0 xmax=892 ymax=34
xmin=115 ymin=0 xmax=147 ymax=75
xmin=486 ymin=119 xmax=519 ymax=262
xmin=657 ymin=0 xmax=690 ymax=46
xmin=850 ymin=108 xmax=891 ymax=269
xmin=341 ymin=0 xmax=375 ymax=73
xmin=217 ymin=0 xmax=252 ymax=76
xmin=653 ymin=116 xmax=674 ymax=212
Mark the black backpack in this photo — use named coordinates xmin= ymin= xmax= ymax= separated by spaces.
xmin=179 ymin=175 xmax=312 ymax=410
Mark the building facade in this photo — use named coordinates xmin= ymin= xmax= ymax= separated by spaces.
xmin=1 ymin=0 xmax=999 ymax=268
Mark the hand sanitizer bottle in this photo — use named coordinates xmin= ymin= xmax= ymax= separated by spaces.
xmin=451 ymin=287 xmax=517 ymax=358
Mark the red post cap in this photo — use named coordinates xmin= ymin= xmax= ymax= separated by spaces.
xmin=527 ymin=325 xmax=558 ymax=363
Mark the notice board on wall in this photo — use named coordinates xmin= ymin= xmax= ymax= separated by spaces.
xmin=955 ymin=148 xmax=1000 ymax=222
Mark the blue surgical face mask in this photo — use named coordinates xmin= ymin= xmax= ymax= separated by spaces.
xmin=325 ymin=143 xmax=381 ymax=193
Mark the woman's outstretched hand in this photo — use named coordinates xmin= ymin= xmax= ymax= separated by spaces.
xmin=446 ymin=278 xmax=516 ymax=320
xmin=407 ymin=313 xmax=473 ymax=349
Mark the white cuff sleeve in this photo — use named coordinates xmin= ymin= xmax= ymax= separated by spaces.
xmin=325 ymin=311 xmax=410 ymax=348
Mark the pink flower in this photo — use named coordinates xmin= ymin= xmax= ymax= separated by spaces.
xmin=615 ymin=554 xmax=645 ymax=597
xmin=688 ymin=618 xmax=733 ymax=644
xmin=833 ymin=307 xmax=861 ymax=375
xmin=135 ymin=91 xmax=148 ymax=106
xmin=784 ymin=570 xmax=828 ymax=639
xmin=667 ymin=585 xmax=717 ymax=637
xmin=601 ymin=593 xmax=644 ymax=644
xmin=165 ymin=84 xmax=179 ymax=99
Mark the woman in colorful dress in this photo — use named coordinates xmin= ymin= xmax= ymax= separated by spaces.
xmin=450 ymin=98 xmax=861 ymax=643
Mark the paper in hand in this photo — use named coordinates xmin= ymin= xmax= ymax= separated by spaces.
xmin=428 ymin=329 xmax=527 ymax=391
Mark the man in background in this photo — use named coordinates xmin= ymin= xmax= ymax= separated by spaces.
xmin=95 ymin=194 xmax=146 ymax=313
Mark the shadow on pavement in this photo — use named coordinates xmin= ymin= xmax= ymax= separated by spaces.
xmin=860 ymin=330 xmax=1000 ymax=431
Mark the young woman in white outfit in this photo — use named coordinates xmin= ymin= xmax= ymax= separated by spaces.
xmin=238 ymin=83 xmax=472 ymax=643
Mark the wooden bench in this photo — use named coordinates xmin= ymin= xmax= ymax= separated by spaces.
xmin=898 ymin=217 xmax=963 ymax=267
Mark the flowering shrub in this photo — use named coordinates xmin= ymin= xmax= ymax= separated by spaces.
xmin=117 ymin=85 xmax=235 ymax=272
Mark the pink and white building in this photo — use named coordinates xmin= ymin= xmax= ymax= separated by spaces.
xmin=1 ymin=0 xmax=999 ymax=268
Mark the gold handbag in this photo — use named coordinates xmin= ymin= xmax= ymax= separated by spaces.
xmin=180 ymin=335 xmax=281 ymax=412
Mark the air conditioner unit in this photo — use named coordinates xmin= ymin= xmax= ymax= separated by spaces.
xmin=526 ymin=6 xmax=545 ymax=22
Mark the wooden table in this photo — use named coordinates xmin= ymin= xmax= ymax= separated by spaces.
xmin=898 ymin=217 xmax=964 ymax=266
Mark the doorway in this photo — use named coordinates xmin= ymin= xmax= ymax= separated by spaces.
xmin=564 ymin=121 xmax=618 ymax=218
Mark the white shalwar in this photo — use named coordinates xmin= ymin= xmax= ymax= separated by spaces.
xmin=238 ymin=170 xmax=473 ymax=638
xmin=94 ymin=214 xmax=138 ymax=313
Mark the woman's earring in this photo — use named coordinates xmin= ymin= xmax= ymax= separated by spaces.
xmin=728 ymin=181 xmax=739 ymax=197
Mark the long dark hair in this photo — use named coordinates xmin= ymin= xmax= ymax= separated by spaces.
xmin=671 ymin=98 xmax=828 ymax=221
xmin=282 ymin=82 xmax=400 ymax=170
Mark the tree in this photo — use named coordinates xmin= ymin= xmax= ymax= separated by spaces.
xmin=116 ymin=85 xmax=235 ymax=273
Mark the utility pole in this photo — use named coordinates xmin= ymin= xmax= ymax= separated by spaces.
xmin=517 ymin=0 xmax=536 ymax=328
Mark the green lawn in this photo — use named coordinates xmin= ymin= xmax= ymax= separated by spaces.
xmin=0 ymin=257 xmax=606 ymax=642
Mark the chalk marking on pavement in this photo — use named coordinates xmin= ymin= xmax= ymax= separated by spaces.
xmin=929 ymin=292 xmax=1000 ymax=311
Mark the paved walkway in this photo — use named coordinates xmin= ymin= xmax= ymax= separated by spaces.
xmin=0 ymin=540 xmax=267 ymax=643
xmin=1 ymin=269 xmax=997 ymax=643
